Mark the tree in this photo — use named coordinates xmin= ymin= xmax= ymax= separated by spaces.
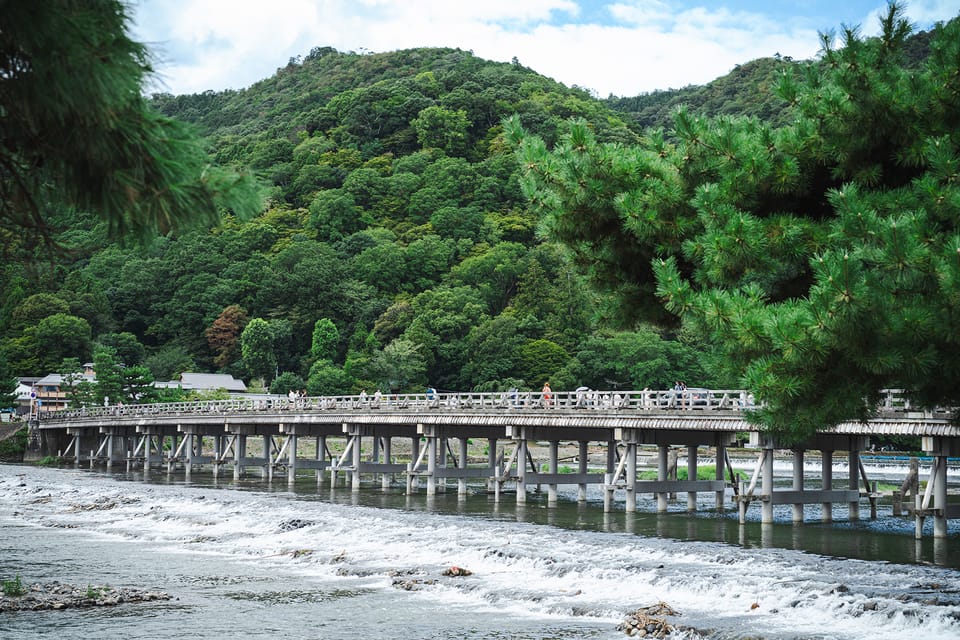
xmin=509 ymin=5 xmax=960 ymax=442
xmin=370 ymin=338 xmax=426 ymax=392
xmin=306 ymin=359 xmax=352 ymax=395
xmin=516 ymin=339 xmax=568 ymax=388
xmin=97 ymin=332 xmax=147 ymax=367
xmin=310 ymin=318 xmax=340 ymax=361
xmin=241 ymin=318 xmax=278 ymax=384
xmin=31 ymin=314 xmax=92 ymax=373
xmin=92 ymin=348 xmax=123 ymax=407
xmin=121 ymin=365 xmax=157 ymax=404
xmin=269 ymin=371 xmax=305 ymax=396
xmin=1 ymin=0 xmax=261 ymax=248
xmin=0 ymin=350 xmax=17 ymax=412
xmin=206 ymin=305 xmax=249 ymax=369
xmin=10 ymin=294 xmax=70 ymax=330
xmin=411 ymin=105 xmax=471 ymax=156
xmin=144 ymin=345 xmax=195 ymax=382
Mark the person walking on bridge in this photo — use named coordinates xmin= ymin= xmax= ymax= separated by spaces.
xmin=541 ymin=382 xmax=552 ymax=408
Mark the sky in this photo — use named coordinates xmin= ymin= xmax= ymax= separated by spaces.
xmin=130 ymin=0 xmax=960 ymax=98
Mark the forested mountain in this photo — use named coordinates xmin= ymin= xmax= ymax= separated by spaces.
xmin=1 ymin=15 xmax=945 ymax=404
xmin=1 ymin=45 xmax=722 ymax=398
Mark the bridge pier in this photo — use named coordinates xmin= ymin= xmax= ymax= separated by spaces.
xmin=793 ymin=448 xmax=804 ymax=523
xmin=917 ymin=437 xmax=960 ymax=539
xmin=32 ymin=388 xmax=960 ymax=545
xmin=822 ymin=449 xmax=833 ymax=522
xmin=762 ymin=445 xmax=774 ymax=524
xmin=383 ymin=437 xmax=394 ymax=490
xmin=547 ymin=441 xmax=558 ymax=506
xmin=317 ymin=435 xmax=327 ymax=484
xmin=352 ymin=433 xmax=362 ymax=491
xmin=578 ymin=441 xmax=588 ymax=502
xmin=657 ymin=445 xmax=668 ymax=513
xmin=848 ymin=447 xmax=860 ymax=521
xmin=287 ymin=433 xmax=298 ymax=484
xmin=687 ymin=444 xmax=698 ymax=512
xmin=516 ymin=438 xmax=528 ymax=504
xmin=458 ymin=437 xmax=468 ymax=496
xmin=716 ymin=441 xmax=726 ymax=510
xmin=234 ymin=434 xmax=246 ymax=480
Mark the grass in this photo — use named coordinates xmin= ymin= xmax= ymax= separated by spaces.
xmin=85 ymin=584 xmax=104 ymax=599
xmin=2 ymin=576 xmax=26 ymax=597
xmin=637 ymin=464 xmax=745 ymax=482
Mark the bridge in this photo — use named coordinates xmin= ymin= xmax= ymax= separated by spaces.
xmin=31 ymin=388 xmax=960 ymax=540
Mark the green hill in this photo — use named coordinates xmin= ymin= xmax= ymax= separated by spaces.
xmin=0 ymin=18 xmax=945 ymax=401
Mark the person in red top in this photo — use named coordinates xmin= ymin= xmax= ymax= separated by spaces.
xmin=541 ymin=382 xmax=552 ymax=408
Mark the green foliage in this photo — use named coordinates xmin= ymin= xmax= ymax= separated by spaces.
xmin=241 ymin=318 xmax=279 ymax=383
xmin=7 ymin=14 xmax=944 ymax=419
xmin=310 ymin=318 xmax=340 ymax=361
xmin=0 ymin=0 xmax=261 ymax=249
xmin=512 ymin=5 xmax=960 ymax=442
xmin=2 ymin=576 xmax=25 ymax=597
xmin=370 ymin=338 xmax=426 ymax=392
xmin=270 ymin=371 xmax=306 ymax=395
xmin=306 ymin=359 xmax=352 ymax=395
xmin=0 ymin=350 xmax=17 ymax=411
xmin=92 ymin=348 xmax=123 ymax=406
xmin=0 ymin=428 xmax=28 ymax=462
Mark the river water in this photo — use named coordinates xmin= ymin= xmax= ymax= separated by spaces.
xmin=1 ymin=462 xmax=958 ymax=640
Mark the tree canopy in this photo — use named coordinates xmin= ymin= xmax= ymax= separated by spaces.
xmin=509 ymin=3 xmax=960 ymax=441
xmin=0 ymin=0 xmax=261 ymax=251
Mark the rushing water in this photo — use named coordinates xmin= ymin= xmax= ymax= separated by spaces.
xmin=1 ymin=463 xmax=959 ymax=640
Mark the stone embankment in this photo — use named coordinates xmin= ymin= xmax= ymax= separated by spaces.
xmin=1 ymin=581 xmax=171 ymax=612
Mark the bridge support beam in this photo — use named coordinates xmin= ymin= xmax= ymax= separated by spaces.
xmin=547 ymin=441 xmax=559 ymax=506
xmin=458 ymin=437 xmax=468 ymax=496
xmin=793 ymin=449 xmax=804 ymax=523
xmin=234 ymin=435 xmax=246 ymax=480
xmin=352 ymin=434 xmax=362 ymax=491
xmin=657 ymin=445 xmax=668 ymax=512
xmin=762 ymin=446 xmax=774 ymax=524
xmin=578 ymin=441 xmax=589 ymax=502
xmin=848 ymin=446 xmax=860 ymax=521
xmin=687 ymin=445 xmax=698 ymax=512
xmin=715 ymin=441 xmax=726 ymax=510
xmin=287 ymin=433 xmax=298 ymax=484
xmin=383 ymin=437 xmax=394 ymax=490
xmin=822 ymin=449 xmax=833 ymax=523
xmin=514 ymin=438 xmax=527 ymax=504
xmin=317 ymin=435 xmax=326 ymax=484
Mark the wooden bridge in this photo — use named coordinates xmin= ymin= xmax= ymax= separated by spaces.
xmin=31 ymin=388 xmax=960 ymax=539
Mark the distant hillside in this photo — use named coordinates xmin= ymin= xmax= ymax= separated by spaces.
xmin=604 ymin=20 xmax=940 ymax=131
xmin=605 ymin=56 xmax=797 ymax=130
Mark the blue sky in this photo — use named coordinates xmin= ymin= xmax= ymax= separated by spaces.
xmin=131 ymin=1 xmax=960 ymax=98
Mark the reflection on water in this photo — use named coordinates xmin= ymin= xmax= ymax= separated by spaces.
xmin=200 ymin=470 xmax=960 ymax=569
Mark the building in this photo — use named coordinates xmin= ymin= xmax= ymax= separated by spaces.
xmin=31 ymin=371 xmax=96 ymax=415
xmin=154 ymin=373 xmax=247 ymax=395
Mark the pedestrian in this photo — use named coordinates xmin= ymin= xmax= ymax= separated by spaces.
xmin=541 ymin=382 xmax=552 ymax=408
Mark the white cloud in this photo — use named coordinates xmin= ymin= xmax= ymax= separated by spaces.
xmin=131 ymin=0 xmax=960 ymax=98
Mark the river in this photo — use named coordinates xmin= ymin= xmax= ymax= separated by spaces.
xmin=1 ymin=462 xmax=958 ymax=639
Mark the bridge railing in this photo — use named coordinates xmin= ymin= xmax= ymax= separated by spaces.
xmin=36 ymin=388 xmax=940 ymax=425
xmin=39 ymin=388 xmax=759 ymax=423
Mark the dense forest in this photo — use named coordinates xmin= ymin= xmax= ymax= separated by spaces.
xmin=0 ymin=12 xmax=950 ymax=408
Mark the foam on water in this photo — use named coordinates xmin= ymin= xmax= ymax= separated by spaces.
xmin=2 ymin=464 xmax=958 ymax=639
